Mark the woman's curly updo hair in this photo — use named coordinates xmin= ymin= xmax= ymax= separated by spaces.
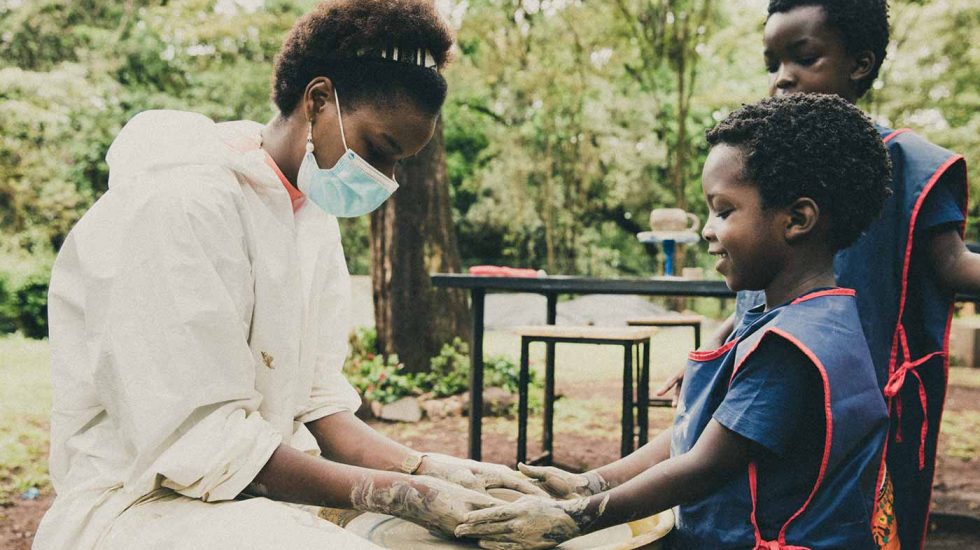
xmin=706 ymin=93 xmax=891 ymax=251
xmin=272 ymin=0 xmax=454 ymax=117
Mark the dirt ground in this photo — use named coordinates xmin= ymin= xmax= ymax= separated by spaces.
xmin=3 ymin=379 xmax=977 ymax=549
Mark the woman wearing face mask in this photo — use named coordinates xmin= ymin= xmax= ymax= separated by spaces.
xmin=34 ymin=2 xmax=544 ymax=549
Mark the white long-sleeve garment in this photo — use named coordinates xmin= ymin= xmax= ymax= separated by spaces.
xmin=34 ymin=110 xmax=367 ymax=549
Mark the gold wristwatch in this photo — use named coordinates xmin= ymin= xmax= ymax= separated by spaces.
xmin=400 ymin=453 xmax=428 ymax=475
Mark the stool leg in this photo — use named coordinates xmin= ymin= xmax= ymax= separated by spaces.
xmin=518 ymin=337 xmax=530 ymax=465
xmin=543 ymin=342 xmax=556 ymax=465
xmin=544 ymin=294 xmax=557 ymax=466
xmin=622 ymin=343 xmax=635 ymax=457
xmin=694 ymin=323 xmax=701 ymax=350
xmin=638 ymin=341 xmax=650 ymax=446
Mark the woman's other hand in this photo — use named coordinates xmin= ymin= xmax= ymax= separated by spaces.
xmin=351 ymin=474 xmax=504 ymax=539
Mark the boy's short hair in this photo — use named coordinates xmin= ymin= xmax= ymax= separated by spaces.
xmin=706 ymin=94 xmax=891 ymax=251
xmin=768 ymin=0 xmax=889 ymax=97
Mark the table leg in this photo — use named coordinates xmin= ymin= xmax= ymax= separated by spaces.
xmin=663 ymin=239 xmax=676 ymax=276
xmin=622 ymin=343 xmax=635 ymax=457
xmin=638 ymin=340 xmax=650 ymax=446
xmin=518 ymin=337 xmax=530 ymax=465
xmin=543 ymin=293 xmax=557 ymax=464
xmin=469 ymin=289 xmax=486 ymax=461
xmin=693 ymin=323 xmax=701 ymax=350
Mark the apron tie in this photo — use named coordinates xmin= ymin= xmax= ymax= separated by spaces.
xmin=754 ymin=540 xmax=810 ymax=550
xmin=885 ymin=325 xmax=943 ymax=470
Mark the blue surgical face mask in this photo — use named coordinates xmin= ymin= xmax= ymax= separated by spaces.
xmin=296 ymin=89 xmax=399 ymax=217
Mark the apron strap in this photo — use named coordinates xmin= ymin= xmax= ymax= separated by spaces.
xmin=884 ymin=324 xmax=943 ymax=469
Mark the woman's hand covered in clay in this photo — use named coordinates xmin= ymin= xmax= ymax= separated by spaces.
xmin=517 ymin=463 xmax=608 ymax=499
xmin=418 ymin=453 xmax=549 ymax=497
xmin=455 ymin=495 xmax=588 ymax=549
xmin=350 ymin=475 xmax=504 ymax=539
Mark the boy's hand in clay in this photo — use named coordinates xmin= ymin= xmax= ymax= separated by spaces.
xmin=455 ymin=495 xmax=589 ymax=549
xmin=351 ymin=474 xmax=505 ymax=539
xmin=518 ymin=463 xmax=608 ymax=499
xmin=417 ymin=453 xmax=550 ymax=497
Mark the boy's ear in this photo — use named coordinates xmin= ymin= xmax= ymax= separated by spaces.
xmin=784 ymin=197 xmax=820 ymax=242
xmin=849 ymin=50 xmax=876 ymax=85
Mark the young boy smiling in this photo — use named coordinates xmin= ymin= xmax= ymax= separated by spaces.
xmin=657 ymin=3 xmax=974 ymax=546
xmin=457 ymin=94 xmax=892 ymax=550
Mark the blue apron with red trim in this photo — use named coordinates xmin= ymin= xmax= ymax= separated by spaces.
xmin=857 ymin=128 xmax=967 ymax=549
xmin=736 ymin=128 xmax=968 ymax=549
xmin=670 ymin=290 xmax=888 ymax=549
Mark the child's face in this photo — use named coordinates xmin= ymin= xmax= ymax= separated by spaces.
xmin=701 ymin=144 xmax=787 ymax=292
xmin=763 ymin=5 xmax=860 ymax=102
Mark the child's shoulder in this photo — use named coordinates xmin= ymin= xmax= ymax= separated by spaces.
xmin=880 ymin=126 xmax=962 ymax=164
xmin=736 ymin=290 xmax=863 ymax=361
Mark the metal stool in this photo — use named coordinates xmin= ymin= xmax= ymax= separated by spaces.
xmin=511 ymin=325 xmax=658 ymax=466
xmin=627 ymin=314 xmax=703 ymax=408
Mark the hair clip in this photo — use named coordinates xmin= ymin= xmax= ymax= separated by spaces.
xmin=355 ymin=46 xmax=438 ymax=70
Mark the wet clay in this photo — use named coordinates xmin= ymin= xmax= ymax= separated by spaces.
xmin=350 ymin=476 xmax=497 ymax=538
xmin=348 ymin=489 xmax=667 ymax=550
xmin=347 ymin=510 xmax=632 ymax=550
xmin=517 ymin=464 xmax=610 ymax=498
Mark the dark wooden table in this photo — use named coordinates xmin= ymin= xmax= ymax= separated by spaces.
xmin=430 ymin=274 xmax=735 ymax=460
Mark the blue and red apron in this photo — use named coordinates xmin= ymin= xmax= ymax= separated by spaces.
xmin=670 ymin=289 xmax=889 ymax=549
xmin=849 ymin=128 xmax=967 ymax=549
xmin=737 ymin=128 xmax=968 ymax=548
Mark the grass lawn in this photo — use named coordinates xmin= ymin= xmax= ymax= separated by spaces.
xmin=0 ymin=335 xmax=51 ymax=505
xmin=2 ymin=326 xmax=978 ymax=512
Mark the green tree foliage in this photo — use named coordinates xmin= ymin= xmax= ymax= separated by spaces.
xmin=867 ymin=0 xmax=979 ymax=236
xmin=0 ymin=0 xmax=975 ymax=336
xmin=445 ymin=0 xmax=739 ymax=275
xmin=0 ymin=0 xmax=307 ymax=335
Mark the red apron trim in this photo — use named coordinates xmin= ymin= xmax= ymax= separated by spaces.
xmin=916 ymin=158 xmax=968 ymax=550
xmin=730 ymin=329 xmax=833 ymax=549
xmin=749 ymin=464 xmax=812 ymax=549
xmin=883 ymin=128 xmax=912 ymax=144
xmin=729 ymin=330 xmax=772 ymax=384
xmin=699 ymin=289 xmax=853 ymax=365
xmin=790 ymin=288 xmax=855 ymax=304
xmin=883 ymin=153 xmax=964 ymax=475
xmin=688 ymin=339 xmax=738 ymax=361
xmin=768 ymin=329 xmax=833 ymax=544
xmin=880 ymin=129 xmax=966 ymax=549
xmin=884 ymin=325 xmax=944 ymax=469
xmin=889 ymin=154 xmax=965 ymax=358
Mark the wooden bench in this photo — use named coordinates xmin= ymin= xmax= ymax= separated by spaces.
xmin=628 ymin=313 xmax=704 ymax=350
xmin=511 ymin=325 xmax=659 ymax=466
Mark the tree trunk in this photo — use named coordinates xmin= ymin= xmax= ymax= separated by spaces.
xmin=370 ymin=117 xmax=471 ymax=373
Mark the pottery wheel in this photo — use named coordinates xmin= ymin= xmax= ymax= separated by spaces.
xmin=345 ymin=512 xmax=635 ymax=550
xmin=344 ymin=489 xmax=672 ymax=550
